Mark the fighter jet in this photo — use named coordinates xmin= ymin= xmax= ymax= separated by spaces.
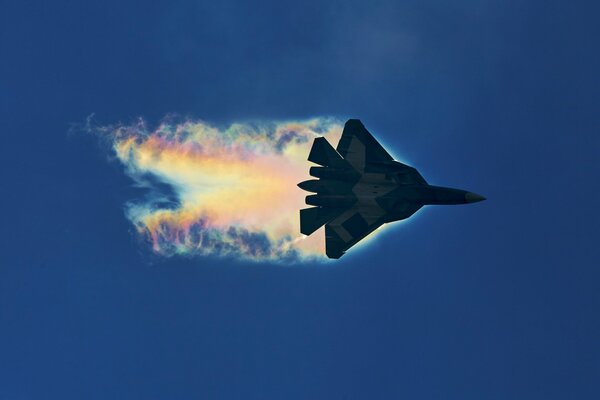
xmin=298 ymin=119 xmax=485 ymax=259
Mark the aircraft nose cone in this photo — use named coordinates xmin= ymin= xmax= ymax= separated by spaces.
xmin=465 ymin=192 xmax=486 ymax=203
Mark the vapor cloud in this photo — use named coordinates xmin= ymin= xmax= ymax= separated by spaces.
xmin=94 ymin=117 xmax=343 ymax=262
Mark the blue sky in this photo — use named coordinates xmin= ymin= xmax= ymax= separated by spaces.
xmin=1 ymin=0 xmax=599 ymax=398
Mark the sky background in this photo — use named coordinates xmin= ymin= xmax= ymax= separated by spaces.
xmin=1 ymin=0 xmax=599 ymax=399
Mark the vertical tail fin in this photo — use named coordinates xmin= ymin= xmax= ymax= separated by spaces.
xmin=307 ymin=137 xmax=351 ymax=169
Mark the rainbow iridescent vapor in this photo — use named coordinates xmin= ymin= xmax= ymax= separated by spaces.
xmin=101 ymin=117 xmax=344 ymax=262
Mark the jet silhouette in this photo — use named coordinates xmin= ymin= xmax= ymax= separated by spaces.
xmin=299 ymin=119 xmax=485 ymax=259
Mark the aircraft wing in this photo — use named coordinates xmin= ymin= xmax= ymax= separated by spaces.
xmin=324 ymin=208 xmax=387 ymax=259
xmin=336 ymin=119 xmax=393 ymax=171
xmin=324 ymin=199 xmax=423 ymax=259
xmin=337 ymin=119 xmax=426 ymax=184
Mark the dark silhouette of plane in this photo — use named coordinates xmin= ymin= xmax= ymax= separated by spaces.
xmin=298 ymin=119 xmax=485 ymax=259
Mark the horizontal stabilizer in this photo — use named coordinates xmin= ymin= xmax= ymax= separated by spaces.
xmin=300 ymin=207 xmax=343 ymax=235
xmin=307 ymin=137 xmax=350 ymax=169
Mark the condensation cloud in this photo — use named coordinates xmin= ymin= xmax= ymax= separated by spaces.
xmin=94 ymin=117 xmax=343 ymax=262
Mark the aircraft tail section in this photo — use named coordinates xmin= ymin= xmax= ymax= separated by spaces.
xmin=300 ymin=206 xmax=343 ymax=235
xmin=307 ymin=137 xmax=352 ymax=170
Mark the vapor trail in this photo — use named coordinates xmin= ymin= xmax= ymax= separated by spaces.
xmin=96 ymin=117 xmax=343 ymax=262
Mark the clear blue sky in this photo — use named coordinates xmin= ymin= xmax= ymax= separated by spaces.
xmin=1 ymin=0 xmax=599 ymax=398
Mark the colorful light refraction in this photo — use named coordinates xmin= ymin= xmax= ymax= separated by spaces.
xmin=105 ymin=117 xmax=343 ymax=262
